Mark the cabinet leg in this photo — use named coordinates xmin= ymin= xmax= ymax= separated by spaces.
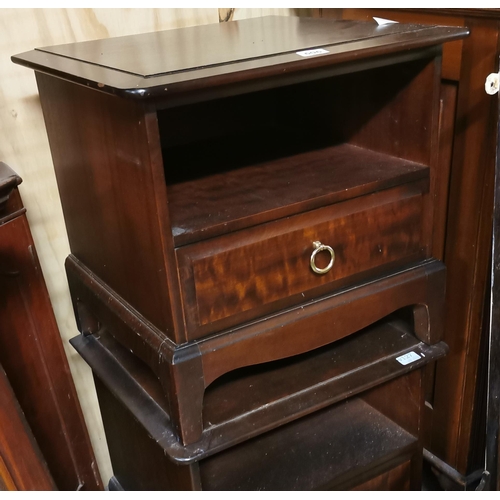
xmin=159 ymin=346 xmax=205 ymax=446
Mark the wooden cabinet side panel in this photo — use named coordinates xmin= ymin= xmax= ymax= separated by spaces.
xmin=346 ymin=56 xmax=440 ymax=259
xmin=94 ymin=377 xmax=202 ymax=491
xmin=0 ymin=213 xmax=102 ymax=490
xmin=362 ymin=370 xmax=423 ymax=439
xmin=328 ymin=9 xmax=465 ymax=81
xmin=35 ymin=73 xmax=180 ymax=341
xmin=348 ymin=57 xmax=438 ymax=168
xmin=0 ymin=366 xmax=56 ymax=491
xmin=432 ymin=18 xmax=500 ymax=473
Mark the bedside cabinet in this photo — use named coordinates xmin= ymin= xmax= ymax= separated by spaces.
xmin=13 ymin=16 xmax=468 ymax=490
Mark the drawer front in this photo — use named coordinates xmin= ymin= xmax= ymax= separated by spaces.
xmin=177 ymin=183 xmax=426 ymax=340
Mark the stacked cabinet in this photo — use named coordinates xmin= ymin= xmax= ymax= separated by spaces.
xmin=12 ymin=17 xmax=468 ymax=490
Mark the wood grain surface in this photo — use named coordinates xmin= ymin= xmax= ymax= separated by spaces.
xmin=178 ymin=183 xmax=425 ymax=336
xmin=0 ymin=366 xmax=56 ymax=491
xmin=0 ymin=8 xmax=294 ymax=483
xmin=0 ymin=203 xmax=102 ymax=490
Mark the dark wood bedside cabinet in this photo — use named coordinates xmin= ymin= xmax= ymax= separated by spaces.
xmin=13 ymin=16 xmax=468 ymax=490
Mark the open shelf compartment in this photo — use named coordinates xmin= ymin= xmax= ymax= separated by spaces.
xmin=200 ymin=397 xmax=418 ymax=490
xmin=200 ymin=316 xmax=447 ymax=447
xmin=70 ymin=313 xmax=447 ymax=463
xmin=168 ymin=144 xmax=429 ymax=246
xmin=159 ymin=56 xmax=436 ymax=247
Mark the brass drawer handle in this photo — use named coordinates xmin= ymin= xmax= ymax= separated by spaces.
xmin=310 ymin=241 xmax=335 ymax=275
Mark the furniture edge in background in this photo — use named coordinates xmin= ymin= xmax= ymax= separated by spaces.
xmin=0 ymin=162 xmax=103 ymax=490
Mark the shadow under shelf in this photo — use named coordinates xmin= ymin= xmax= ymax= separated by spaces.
xmin=166 ymin=142 xmax=429 ymax=246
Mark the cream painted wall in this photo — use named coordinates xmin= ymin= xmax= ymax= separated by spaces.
xmin=0 ymin=7 xmax=296 ymax=486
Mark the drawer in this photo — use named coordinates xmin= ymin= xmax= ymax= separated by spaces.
xmin=177 ymin=182 xmax=427 ymax=340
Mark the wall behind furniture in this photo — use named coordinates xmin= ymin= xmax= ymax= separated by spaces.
xmin=0 ymin=7 xmax=297 ymax=485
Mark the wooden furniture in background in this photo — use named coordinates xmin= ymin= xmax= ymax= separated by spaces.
xmin=312 ymin=10 xmax=500 ymax=486
xmin=13 ymin=17 xmax=468 ymax=490
xmin=0 ymin=162 xmax=102 ymax=490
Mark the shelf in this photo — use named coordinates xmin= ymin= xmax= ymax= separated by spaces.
xmin=70 ymin=315 xmax=447 ymax=463
xmin=199 ymin=397 xmax=417 ymax=490
xmin=202 ymin=318 xmax=446 ymax=438
xmin=168 ymin=143 xmax=429 ymax=246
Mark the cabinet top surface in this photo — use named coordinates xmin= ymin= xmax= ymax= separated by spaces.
xmin=12 ymin=16 xmax=468 ymax=99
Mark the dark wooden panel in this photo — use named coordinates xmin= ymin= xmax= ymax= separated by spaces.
xmin=337 ymin=9 xmax=465 ymax=81
xmin=94 ymin=378 xmax=201 ymax=491
xmin=364 ymin=369 xmax=423 ymax=436
xmin=485 ymin=37 xmax=500 ymax=490
xmin=0 ymin=211 xmax=102 ymax=490
xmin=347 ymin=56 xmax=438 ymax=168
xmin=178 ymin=184 xmax=425 ymax=333
xmin=431 ymin=17 xmax=500 ymax=474
xmin=33 ymin=17 xmax=455 ymax=78
xmin=199 ymin=398 xmax=417 ymax=491
xmin=432 ymin=82 xmax=458 ymax=260
xmin=35 ymin=72 xmax=184 ymax=342
xmin=317 ymin=5 xmax=500 ymax=481
xmin=0 ymin=366 xmax=56 ymax=491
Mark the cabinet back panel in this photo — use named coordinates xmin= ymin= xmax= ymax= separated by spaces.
xmin=159 ymin=57 xmax=435 ymax=183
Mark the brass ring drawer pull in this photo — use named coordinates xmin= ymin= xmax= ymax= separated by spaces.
xmin=310 ymin=241 xmax=335 ymax=275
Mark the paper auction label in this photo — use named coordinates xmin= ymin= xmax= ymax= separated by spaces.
xmin=296 ymin=48 xmax=329 ymax=57
xmin=396 ymin=351 xmax=422 ymax=366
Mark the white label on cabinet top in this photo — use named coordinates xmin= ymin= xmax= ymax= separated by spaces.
xmin=396 ymin=351 xmax=422 ymax=366
xmin=373 ymin=17 xmax=398 ymax=26
xmin=296 ymin=48 xmax=330 ymax=57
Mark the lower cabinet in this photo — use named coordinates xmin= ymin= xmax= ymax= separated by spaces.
xmin=74 ymin=309 xmax=447 ymax=490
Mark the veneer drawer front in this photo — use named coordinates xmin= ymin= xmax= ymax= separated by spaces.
xmin=177 ymin=182 xmax=426 ymax=340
